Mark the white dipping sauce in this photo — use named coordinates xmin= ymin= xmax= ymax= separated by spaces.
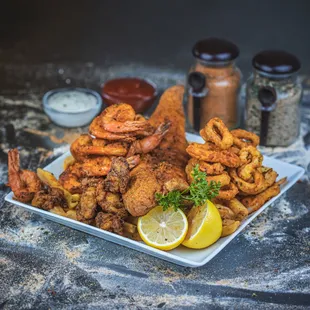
xmin=48 ymin=90 xmax=97 ymax=113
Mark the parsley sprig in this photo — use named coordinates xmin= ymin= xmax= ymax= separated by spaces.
xmin=155 ymin=165 xmax=221 ymax=211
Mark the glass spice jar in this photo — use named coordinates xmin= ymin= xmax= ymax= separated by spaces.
xmin=186 ymin=38 xmax=241 ymax=131
xmin=245 ymin=50 xmax=302 ymax=146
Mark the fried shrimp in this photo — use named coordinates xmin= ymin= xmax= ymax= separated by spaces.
xmin=186 ymin=143 xmax=241 ymax=167
xmin=200 ymin=117 xmax=234 ymax=149
xmin=231 ymin=129 xmax=260 ymax=149
xmin=76 ymin=157 xmax=113 ymax=177
xmin=89 ymin=116 xmax=137 ymax=142
xmin=7 ymin=149 xmax=41 ymax=202
xmin=59 ymin=158 xmax=112 ymax=193
xmin=70 ymin=134 xmax=128 ymax=161
xmin=98 ymin=103 xmax=154 ymax=133
xmin=127 ymin=120 xmax=171 ymax=157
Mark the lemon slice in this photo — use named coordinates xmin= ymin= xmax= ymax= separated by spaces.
xmin=182 ymin=200 xmax=222 ymax=249
xmin=137 ymin=206 xmax=188 ymax=251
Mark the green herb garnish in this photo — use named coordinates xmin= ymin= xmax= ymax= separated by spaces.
xmin=156 ymin=165 xmax=221 ymax=211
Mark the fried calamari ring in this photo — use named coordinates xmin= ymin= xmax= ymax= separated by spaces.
xmin=217 ymin=183 xmax=239 ymax=200
xmin=206 ymin=172 xmax=231 ymax=187
xmin=226 ymin=198 xmax=248 ymax=221
xmin=186 ymin=143 xmax=241 ymax=168
xmin=238 ymin=146 xmax=263 ymax=181
xmin=241 ymin=178 xmax=286 ymax=214
xmin=237 ymin=167 xmax=278 ymax=196
xmin=231 ymin=129 xmax=260 ymax=149
xmin=200 ymin=117 xmax=234 ymax=150
xmin=185 ymin=159 xmax=229 ymax=185
xmin=229 ymin=168 xmax=265 ymax=195
xmin=227 ymin=146 xmax=240 ymax=155
xmin=221 ymin=219 xmax=241 ymax=237
xmin=198 ymin=161 xmax=225 ymax=175
xmin=186 ymin=158 xmax=225 ymax=177
xmin=215 ymin=204 xmax=235 ymax=220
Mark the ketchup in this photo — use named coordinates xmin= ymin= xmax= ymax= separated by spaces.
xmin=101 ymin=78 xmax=157 ymax=113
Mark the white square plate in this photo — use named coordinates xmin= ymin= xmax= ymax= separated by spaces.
xmin=5 ymin=133 xmax=305 ymax=267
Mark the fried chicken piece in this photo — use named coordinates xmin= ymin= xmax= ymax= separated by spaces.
xmin=95 ymin=212 xmax=124 ymax=235
xmin=96 ymin=182 xmax=128 ymax=219
xmin=122 ymin=160 xmax=189 ymax=217
xmin=122 ymin=162 xmax=161 ymax=217
xmin=104 ymin=157 xmax=130 ymax=194
xmin=80 ymin=177 xmax=104 ymax=189
xmin=149 ymin=85 xmax=189 ymax=168
xmin=32 ymin=187 xmax=67 ymax=211
xmin=76 ymin=186 xmax=98 ymax=224
xmin=155 ymin=162 xmax=189 ymax=193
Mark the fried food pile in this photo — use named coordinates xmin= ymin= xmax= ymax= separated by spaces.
xmin=186 ymin=117 xmax=286 ymax=237
xmin=7 ymin=103 xmax=173 ymax=237
xmin=56 ymin=102 xmax=173 ymax=234
xmin=122 ymin=85 xmax=189 ymax=216
xmin=7 ymin=86 xmax=191 ymax=237
xmin=7 ymin=84 xmax=286 ymax=245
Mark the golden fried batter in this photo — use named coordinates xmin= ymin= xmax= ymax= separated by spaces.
xmin=32 ymin=187 xmax=67 ymax=211
xmin=95 ymin=212 xmax=124 ymax=235
xmin=155 ymin=162 xmax=189 ymax=193
xmin=187 ymin=143 xmax=241 ymax=167
xmin=149 ymin=85 xmax=189 ymax=168
xmin=241 ymin=178 xmax=286 ymax=214
xmin=76 ymin=187 xmax=98 ymax=223
xmin=122 ymin=162 xmax=161 ymax=217
xmin=104 ymin=157 xmax=130 ymax=194
xmin=96 ymin=182 xmax=128 ymax=219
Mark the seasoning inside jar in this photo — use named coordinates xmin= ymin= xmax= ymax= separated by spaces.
xmin=245 ymin=50 xmax=302 ymax=146
xmin=187 ymin=38 xmax=241 ymax=130
xmin=101 ymin=77 xmax=157 ymax=113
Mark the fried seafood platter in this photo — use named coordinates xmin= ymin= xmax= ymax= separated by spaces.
xmin=6 ymin=84 xmax=301 ymax=266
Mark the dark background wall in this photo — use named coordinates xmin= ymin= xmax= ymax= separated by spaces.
xmin=1 ymin=0 xmax=310 ymax=75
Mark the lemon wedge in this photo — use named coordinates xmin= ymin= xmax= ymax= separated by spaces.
xmin=182 ymin=200 xmax=222 ymax=249
xmin=137 ymin=206 xmax=188 ymax=251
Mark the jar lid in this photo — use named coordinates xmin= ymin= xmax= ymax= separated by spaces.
xmin=192 ymin=38 xmax=239 ymax=62
xmin=252 ymin=50 xmax=301 ymax=75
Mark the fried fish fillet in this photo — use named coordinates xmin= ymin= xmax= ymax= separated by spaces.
xmin=149 ymin=85 xmax=189 ymax=168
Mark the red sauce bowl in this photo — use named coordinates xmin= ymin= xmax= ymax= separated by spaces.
xmin=101 ymin=77 xmax=157 ymax=113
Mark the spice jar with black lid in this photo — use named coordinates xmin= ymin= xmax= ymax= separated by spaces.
xmin=186 ymin=38 xmax=241 ymax=131
xmin=245 ymin=50 xmax=302 ymax=146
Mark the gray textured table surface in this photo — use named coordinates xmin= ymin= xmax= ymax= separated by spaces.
xmin=0 ymin=64 xmax=309 ymax=310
